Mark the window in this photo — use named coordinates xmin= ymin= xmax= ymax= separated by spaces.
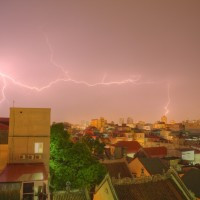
xmin=34 ymin=143 xmax=43 ymax=153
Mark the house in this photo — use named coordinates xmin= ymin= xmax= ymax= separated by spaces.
xmin=94 ymin=169 xmax=195 ymax=200
xmin=128 ymin=157 xmax=168 ymax=177
xmin=182 ymin=168 xmax=200 ymax=199
xmin=133 ymin=132 xmax=145 ymax=146
xmin=102 ymin=158 xmax=133 ymax=179
xmin=135 ymin=146 xmax=167 ymax=158
xmin=111 ymin=141 xmax=141 ymax=159
xmin=0 ymin=107 xmax=51 ymax=200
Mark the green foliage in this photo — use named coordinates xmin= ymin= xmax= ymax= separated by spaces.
xmin=81 ymin=135 xmax=105 ymax=157
xmin=50 ymin=123 xmax=106 ymax=191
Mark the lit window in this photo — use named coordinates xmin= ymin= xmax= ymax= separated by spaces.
xmin=34 ymin=143 xmax=43 ymax=153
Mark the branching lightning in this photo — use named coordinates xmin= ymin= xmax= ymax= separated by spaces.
xmin=0 ymin=77 xmax=6 ymax=104
xmin=0 ymin=34 xmax=171 ymax=117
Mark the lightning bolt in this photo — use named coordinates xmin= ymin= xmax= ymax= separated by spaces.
xmin=0 ymin=77 xmax=6 ymax=104
xmin=164 ymin=83 xmax=171 ymax=116
xmin=44 ymin=33 xmax=69 ymax=78
xmin=0 ymin=34 xmax=170 ymax=118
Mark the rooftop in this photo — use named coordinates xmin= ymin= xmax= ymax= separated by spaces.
xmin=182 ymin=168 xmax=200 ymax=198
xmin=114 ymin=141 xmax=141 ymax=153
xmin=102 ymin=159 xmax=132 ymax=179
xmin=138 ymin=157 xmax=169 ymax=175
xmin=114 ymin=178 xmax=188 ymax=200
xmin=142 ymin=146 xmax=167 ymax=157
xmin=0 ymin=163 xmax=48 ymax=182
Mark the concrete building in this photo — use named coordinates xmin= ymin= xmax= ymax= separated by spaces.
xmin=8 ymin=107 xmax=51 ymax=171
xmin=160 ymin=130 xmax=173 ymax=141
xmin=119 ymin=118 xmax=124 ymax=125
xmin=127 ymin=117 xmax=133 ymax=125
xmin=161 ymin=115 xmax=168 ymax=124
xmin=0 ymin=107 xmax=51 ymax=200
xmin=133 ymin=132 xmax=145 ymax=146
xmin=90 ymin=117 xmax=107 ymax=130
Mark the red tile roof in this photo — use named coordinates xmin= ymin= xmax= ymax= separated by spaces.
xmin=0 ymin=163 xmax=48 ymax=182
xmin=0 ymin=123 xmax=9 ymax=131
xmin=142 ymin=147 xmax=167 ymax=157
xmin=0 ymin=118 xmax=9 ymax=126
xmin=114 ymin=141 xmax=141 ymax=153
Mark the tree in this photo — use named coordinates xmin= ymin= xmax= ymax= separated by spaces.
xmin=81 ymin=135 xmax=105 ymax=158
xmin=50 ymin=123 xmax=106 ymax=191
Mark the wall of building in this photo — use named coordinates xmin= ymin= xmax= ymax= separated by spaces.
xmin=8 ymin=107 xmax=51 ymax=172
xmin=94 ymin=179 xmax=115 ymax=200
xmin=194 ymin=153 xmax=200 ymax=164
xmin=9 ymin=108 xmax=50 ymax=137
xmin=133 ymin=133 xmax=145 ymax=146
xmin=8 ymin=137 xmax=50 ymax=165
xmin=128 ymin=158 xmax=150 ymax=177
xmin=0 ymin=144 xmax=8 ymax=172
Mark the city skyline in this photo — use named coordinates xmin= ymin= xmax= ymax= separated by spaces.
xmin=0 ymin=0 xmax=200 ymax=123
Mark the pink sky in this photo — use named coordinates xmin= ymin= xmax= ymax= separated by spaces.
xmin=0 ymin=0 xmax=200 ymax=123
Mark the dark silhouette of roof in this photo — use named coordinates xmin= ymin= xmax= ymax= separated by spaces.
xmin=103 ymin=160 xmax=132 ymax=179
xmin=138 ymin=157 xmax=168 ymax=175
xmin=182 ymin=168 xmax=200 ymax=198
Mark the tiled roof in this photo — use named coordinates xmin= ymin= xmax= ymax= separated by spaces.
xmin=138 ymin=157 xmax=169 ymax=175
xmin=53 ymin=190 xmax=90 ymax=200
xmin=142 ymin=146 xmax=167 ymax=157
xmin=182 ymin=168 xmax=200 ymax=198
xmin=114 ymin=178 xmax=187 ymax=200
xmin=114 ymin=141 xmax=141 ymax=153
xmin=0 ymin=118 xmax=9 ymax=126
xmin=0 ymin=163 xmax=48 ymax=182
xmin=103 ymin=160 xmax=132 ymax=179
xmin=0 ymin=123 xmax=9 ymax=131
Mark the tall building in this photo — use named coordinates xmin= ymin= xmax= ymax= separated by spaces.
xmin=127 ymin=117 xmax=133 ymax=124
xmin=90 ymin=117 xmax=107 ymax=130
xmin=161 ymin=115 xmax=167 ymax=124
xmin=119 ymin=118 xmax=124 ymax=125
xmin=0 ymin=107 xmax=51 ymax=199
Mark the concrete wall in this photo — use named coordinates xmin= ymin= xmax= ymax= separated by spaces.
xmin=94 ymin=179 xmax=115 ymax=200
xmin=129 ymin=158 xmax=150 ymax=177
xmin=8 ymin=107 xmax=51 ymax=172
xmin=0 ymin=144 xmax=8 ymax=172
xmin=8 ymin=137 xmax=50 ymax=166
xmin=9 ymin=108 xmax=50 ymax=137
